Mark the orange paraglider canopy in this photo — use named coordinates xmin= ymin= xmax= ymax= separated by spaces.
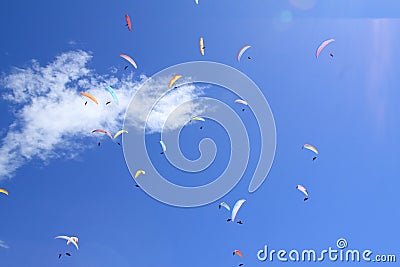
xmin=80 ymin=92 xmax=98 ymax=104
xmin=234 ymin=250 xmax=243 ymax=258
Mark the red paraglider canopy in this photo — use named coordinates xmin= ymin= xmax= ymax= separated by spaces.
xmin=125 ymin=14 xmax=132 ymax=31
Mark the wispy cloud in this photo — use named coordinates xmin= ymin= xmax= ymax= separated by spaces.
xmin=125 ymin=75 xmax=206 ymax=134
xmin=68 ymin=40 xmax=77 ymax=46
xmin=0 ymin=240 xmax=9 ymax=249
xmin=0 ymin=50 xmax=204 ymax=179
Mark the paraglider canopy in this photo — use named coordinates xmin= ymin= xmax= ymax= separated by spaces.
xmin=125 ymin=14 xmax=132 ymax=30
xmin=105 ymin=85 xmax=119 ymax=105
xmin=114 ymin=130 xmax=128 ymax=139
xmin=231 ymin=199 xmax=246 ymax=222
xmin=190 ymin=117 xmax=205 ymax=122
xmin=160 ymin=141 xmax=167 ymax=153
xmin=0 ymin=188 xmax=8 ymax=196
xmin=135 ymin=170 xmax=145 ymax=179
xmin=120 ymin=54 xmax=138 ymax=69
xmin=55 ymin=236 xmax=79 ymax=250
xmin=219 ymin=202 xmax=230 ymax=211
xmin=199 ymin=37 xmax=205 ymax=56
xmin=80 ymin=92 xmax=98 ymax=105
xmin=302 ymin=144 xmax=318 ymax=155
xmin=237 ymin=45 xmax=251 ymax=62
xmin=296 ymin=185 xmax=309 ymax=201
xmin=235 ymin=99 xmax=248 ymax=106
xmin=233 ymin=250 xmax=243 ymax=258
xmin=316 ymin=39 xmax=335 ymax=58
xmin=92 ymin=129 xmax=113 ymax=140
xmin=168 ymin=75 xmax=182 ymax=88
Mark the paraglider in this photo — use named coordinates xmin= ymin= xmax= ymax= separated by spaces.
xmin=190 ymin=117 xmax=205 ymax=122
xmin=84 ymin=101 xmax=87 ymax=106
xmin=237 ymin=221 xmax=243 ymax=225
xmin=219 ymin=202 xmax=230 ymax=211
xmin=296 ymin=185 xmax=309 ymax=201
xmin=80 ymin=92 xmax=98 ymax=105
xmin=92 ymin=129 xmax=113 ymax=140
xmin=106 ymin=101 xmax=111 ymax=105
xmin=135 ymin=170 xmax=145 ymax=179
xmin=233 ymin=250 xmax=243 ymax=258
xmin=124 ymin=65 xmax=129 ymax=70
xmin=125 ymin=14 xmax=132 ymax=31
xmin=114 ymin=130 xmax=128 ymax=139
xmin=160 ymin=141 xmax=167 ymax=154
xmin=199 ymin=37 xmax=205 ymax=56
xmin=55 ymin=236 xmax=79 ymax=250
xmin=237 ymin=45 xmax=251 ymax=62
xmin=316 ymin=39 xmax=335 ymax=58
xmin=0 ymin=188 xmax=8 ymax=196
xmin=120 ymin=54 xmax=138 ymax=69
xmin=168 ymin=75 xmax=182 ymax=88
xmin=105 ymin=85 xmax=119 ymax=105
xmin=302 ymin=144 xmax=319 ymax=159
xmin=230 ymin=199 xmax=246 ymax=222
xmin=235 ymin=99 xmax=247 ymax=111
xmin=330 ymin=53 xmax=334 ymax=58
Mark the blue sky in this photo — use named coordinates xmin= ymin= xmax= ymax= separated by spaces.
xmin=0 ymin=0 xmax=400 ymax=266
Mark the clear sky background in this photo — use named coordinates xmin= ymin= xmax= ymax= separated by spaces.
xmin=0 ymin=0 xmax=400 ymax=266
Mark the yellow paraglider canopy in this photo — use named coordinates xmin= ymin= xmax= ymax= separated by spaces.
xmin=134 ymin=170 xmax=145 ymax=179
xmin=190 ymin=117 xmax=205 ymax=122
xmin=0 ymin=188 xmax=8 ymax=196
xmin=114 ymin=130 xmax=128 ymax=139
xmin=168 ymin=75 xmax=182 ymax=88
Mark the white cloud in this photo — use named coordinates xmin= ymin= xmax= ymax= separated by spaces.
xmin=0 ymin=50 xmax=204 ymax=179
xmin=0 ymin=240 xmax=9 ymax=249
xmin=124 ymin=75 xmax=207 ymax=134
xmin=68 ymin=40 xmax=77 ymax=46
xmin=148 ymin=83 xmax=205 ymax=133
xmin=109 ymin=66 xmax=119 ymax=74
